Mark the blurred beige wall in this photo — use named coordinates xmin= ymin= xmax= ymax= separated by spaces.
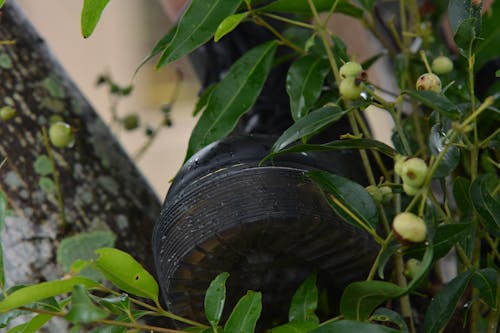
xmin=17 ymin=0 xmax=200 ymax=199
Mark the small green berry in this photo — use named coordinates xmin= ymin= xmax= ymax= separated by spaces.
xmin=339 ymin=61 xmax=363 ymax=79
xmin=379 ymin=186 xmax=393 ymax=204
xmin=366 ymin=185 xmax=383 ymax=204
xmin=401 ymin=157 xmax=428 ymax=187
xmin=404 ymin=258 xmax=421 ymax=279
xmin=0 ymin=106 xmax=17 ymax=121
xmin=122 ymin=113 xmax=140 ymax=131
xmin=416 ymin=73 xmax=442 ymax=93
xmin=49 ymin=122 xmax=74 ymax=148
xmin=339 ymin=77 xmax=362 ymax=100
xmin=394 ymin=154 xmax=407 ymax=176
xmin=392 ymin=212 xmax=427 ymax=244
xmin=431 ymin=56 xmax=453 ymax=74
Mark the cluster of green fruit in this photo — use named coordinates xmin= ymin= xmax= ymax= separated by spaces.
xmin=416 ymin=55 xmax=453 ymax=93
xmin=338 ymin=61 xmax=365 ymax=100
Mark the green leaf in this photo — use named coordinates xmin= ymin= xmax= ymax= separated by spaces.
xmin=0 ymin=310 xmax=29 ymax=329
xmin=340 ymin=281 xmax=404 ymax=321
xmin=135 ymin=24 xmax=178 ymax=75
xmin=92 ymin=310 xmax=150 ymax=333
xmin=406 ymin=223 xmax=471 ymax=260
xmin=193 ymin=83 xmax=217 ymax=117
xmin=214 ymin=13 xmax=247 ymax=42
xmin=81 ymin=0 xmax=110 ymax=38
xmin=156 ymin=0 xmax=242 ymax=68
xmin=404 ymin=90 xmax=460 ymax=120
xmin=0 ymin=191 xmax=6 ymax=290
xmin=289 ymin=273 xmax=319 ymax=324
xmin=448 ymin=0 xmax=482 ymax=35
xmin=97 ymin=294 xmax=130 ymax=314
xmin=65 ymin=285 xmax=108 ymax=324
xmin=185 ymin=41 xmax=277 ymax=160
xmin=224 ymin=291 xmax=262 ymax=333
xmin=377 ymin=242 xmax=400 ymax=279
xmin=0 ymin=277 xmax=99 ymax=312
xmin=372 ymin=308 xmax=409 ymax=332
xmin=308 ymin=171 xmax=379 ymax=231
xmin=405 ymin=245 xmax=434 ymax=293
xmin=310 ymin=319 xmax=402 ymax=333
xmin=204 ymin=272 xmax=229 ymax=327
xmin=266 ymin=138 xmax=398 ymax=162
xmin=429 ymin=124 xmax=460 ymax=178
xmin=453 ymin=177 xmax=473 ymax=217
xmin=94 ymin=248 xmax=159 ymax=302
xmin=271 ymin=106 xmax=348 ymax=153
xmin=454 ymin=18 xmax=479 ymax=54
xmin=470 ymin=173 xmax=500 ymax=232
xmin=39 ymin=177 xmax=55 ymax=193
xmin=259 ymin=0 xmax=364 ymax=18
xmin=270 ymin=320 xmax=318 ymax=333
xmin=6 ymin=314 xmax=52 ymax=333
xmin=0 ymin=0 xmax=5 ymax=9
xmin=424 ymin=269 xmax=474 ymax=333
xmin=57 ymin=231 xmax=116 ymax=280
xmin=472 ymin=268 xmax=498 ymax=308
xmin=286 ymin=56 xmax=330 ymax=121
xmin=33 ymin=155 xmax=53 ymax=176
xmin=496 ymin=69 xmax=500 ymax=78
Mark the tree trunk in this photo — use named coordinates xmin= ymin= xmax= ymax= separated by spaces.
xmin=0 ymin=1 xmax=160 ymax=290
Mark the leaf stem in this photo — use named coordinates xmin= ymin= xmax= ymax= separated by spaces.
xmin=251 ymin=15 xmax=306 ymax=54
xmin=260 ymin=12 xmax=314 ymax=29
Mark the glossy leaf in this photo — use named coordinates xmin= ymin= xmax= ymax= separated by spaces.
xmin=136 ymin=24 xmax=177 ymax=74
xmin=0 ymin=190 xmax=6 ymax=289
xmin=404 ymin=90 xmax=460 ymax=120
xmin=424 ymin=270 xmax=474 ymax=333
xmin=0 ymin=277 xmax=99 ymax=312
xmin=340 ymin=281 xmax=404 ymax=320
xmin=224 ymin=291 xmax=262 ymax=333
xmin=57 ymin=231 xmax=116 ymax=280
xmin=94 ymin=248 xmax=159 ymax=302
xmin=272 ymin=106 xmax=347 ymax=152
xmin=429 ymin=124 xmax=460 ymax=178
xmin=186 ymin=41 xmax=277 ymax=160
xmin=377 ymin=241 xmax=400 ymax=279
xmin=289 ymin=273 xmax=319 ymax=323
xmin=266 ymin=138 xmax=398 ymax=162
xmin=470 ymin=174 xmax=500 ymax=232
xmin=310 ymin=319 xmax=402 ymax=333
xmin=65 ymin=285 xmax=108 ymax=324
xmin=454 ymin=18 xmax=479 ymax=54
xmin=448 ymin=0 xmax=482 ymax=36
xmin=259 ymin=0 xmax=364 ymax=18
xmin=6 ymin=314 xmax=51 ymax=333
xmin=98 ymin=294 xmax=130 ymax=314
xmin=472 ymin=268 xmax=498 ymax=308
xmin=453 ymin=177 xmax=473 ymax=217
xmin=215 ymin=13 xmax=247 ymax=42
xmin=193 ymin=83 xmax=217 ymax=117
xmin=81 ymin=0 xmax=110 ymax=38
xmin=308 ymin=171 xmax=379 ymax=231
xmin=406 ymin=223 xmax=471 ymax=260
xmin=372 ymin=308 xmax=409 ymax=332
xmin=271 ymin=320 xmax=318 ymax=333
xmin=286 ymin=56 xmax=330 ymax=120
xmin=156 ymin=0 xmax=242 ymax=68
xmin=204 ymin=272 xmax=229 ymax=327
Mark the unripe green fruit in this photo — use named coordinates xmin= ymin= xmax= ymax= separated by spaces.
xmin=379 ymin=186 xmax=393 ymax=204
xmin=392 ymin=212 xmax=427 ymax=244
xmin=339 ymin=61 xmax=362 ymax=79
xmin=416 ymin=73 xmax=442 ymax=93
xmin=394 ymin=155 xmax=407 ymax=176
xmin=339 ymin=77 xmax=362 ymax=100
xmin=366 ymin=185 xmax=383 ymax=204
xmin=404 ymin=258 xmax=421 ymax=279
xmin=401 ymin=157 xmax=428 ymax=187
xmin=49 ymin=122 xmax=74 ymax=148
xmin=431 ymin=56 xmax=453 ymax=74
xmin=0 ymin=106 xmax=17 ymax=121
xmin=403 ymin=183 xmax=419 ymax=196
xmin=122 ymin=113 xmax=140 ymax=130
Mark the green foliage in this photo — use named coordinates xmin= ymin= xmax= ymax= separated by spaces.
xmin=94 ymin=248 xmax=159 ymax=303
xmin=81 ymin=0 xmax=110 ymax=38
xmin=214 ymin=13 xmax=248 ymax=42
xmin=224 ymin=291 xmax=262 ymax=333
xmin=204 ymin=272 xmax=229 ymax=328
xmin=185 ymin=41 xmax=277 ymax=160
xmin=0 ymin=191 xmax=6 ymax=290
xmin=259 ymin=0 xmax=363 ymax=18
xmin=288 ymin=272 xmax=319 ymax=324
xmin=65 ymin=285 xmax=108 ymax=324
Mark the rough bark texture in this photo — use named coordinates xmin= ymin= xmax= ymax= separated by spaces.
xmin=0 ymin=1 xmax=160 ymax=291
